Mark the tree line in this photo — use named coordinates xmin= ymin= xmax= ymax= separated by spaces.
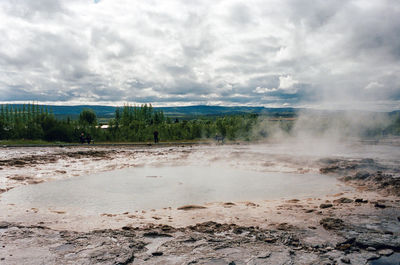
xmin=0 ymin=103 xmax=265 ymax=143
xmin=1 ymin=103 xmax=399 ymax=143
xmin=0 ymin=104 xmax=76 ymax=142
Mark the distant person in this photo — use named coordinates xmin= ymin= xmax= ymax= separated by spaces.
xmin=153 ymin=130 xmax=159 ymax=143
xmin=215 ymin=133 xmax=224 ymax=144
xmin=86 ymin=134 xmax=92 ymax=144
xmin=79 ymin=133 xmax=85 ymax=144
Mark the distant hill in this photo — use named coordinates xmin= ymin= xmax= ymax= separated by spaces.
xmin=158 ymin=106 xmax=297 ymax=118
xmin=3 ymin=104 xmax=297 ymax=119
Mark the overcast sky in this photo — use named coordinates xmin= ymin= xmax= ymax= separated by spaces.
xmin=0 ymin=0 xmax=399 ymax=110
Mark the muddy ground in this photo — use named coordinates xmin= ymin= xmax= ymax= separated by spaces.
xmin=0 ymin=141 xmax=399 ymax=264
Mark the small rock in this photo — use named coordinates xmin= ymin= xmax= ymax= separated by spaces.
xmin=257 ymin=251 xmax=271 ymax=259
xmin=333 ymin=198 xmax=354 ymax=204
xmin=354 ymin=171 xmax=370 ymax=180
xmin=233 ymin=227 xmax=243 ymax=234
xmin=336 ymin=238 xmax=355 ymax=251
xmin=378 ymin=249 xmax=394 ymax=256
xmin=340 ymin=257 xmax=351 ymax=264
xmin=305 ymin=209 xmax=314 ymax=213
xmin=228 ymin=262 xmax=236 ymax=265
xmin=177 ymin=205 xmax=206 ymax=210
xmin=367 ymin=254 xmax=381 ymax=261
xmin=151 ymin=251 xmax=163 ymax=256
xmin=337 ymin=244 xmax=352 ymax=251
xmin=366 ymin=247 xmax=376 ymax=251
xmin=0 ymin=222 xmax=10 ymax=229
xmin=320 ymin=218 xmax=344 ymax=230
xmin=143 ymin=231 xmax=172 ymax=238
xmin=264 ymin=237 xmax=277 ymax=243
xmin=320 ymin=203 xmax=333 ymax=209
xmin=355 ymin=198 xmax=368 ymax=203
xmin=276 ymin=222 xmax=294 ymax=230
xmin=374 ymin=203 xmax=386 ymax=208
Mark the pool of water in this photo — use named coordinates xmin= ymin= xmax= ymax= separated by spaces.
xmin=369 ymin=253 xmax=400 ymax=265
xmin=1 ymin=166 xmax=344 ymax=214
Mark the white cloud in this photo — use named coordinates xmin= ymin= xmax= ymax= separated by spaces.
xmin=364 ymin=81 xmax=384 ymax=90
xmin=0 ymin=0 xmax=399 ymax=110
xmin=279 ymin=75 xmax=298 ymax=90
xmin=254 ymin=87 xmax=277 ymax=94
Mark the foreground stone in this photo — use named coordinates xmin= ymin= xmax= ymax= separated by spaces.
xmin=1 ymin=218 xmax=399 ymax=265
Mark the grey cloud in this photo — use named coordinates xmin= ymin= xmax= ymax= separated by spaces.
xmin=124 ymin=95 xmax=208 ymax=104
xmin=363 ymin=74 xmax=400 ymax=100
xmin=154 ymin=78 xmax=212 ymax=96
xmin=247 ymin=75 xmax=280 ymax=90
xmin=228 ymin=3 xmax=254 ymax=27
xmin=264 ymin=84 xmax=320 ymax=102
xmin=2 ymin=0 xmax=66 ymax=20
xmin=285 ymin=0 xmax=346 ymax=30
xmin=0 ymin=0 xmax=399 ymax=109
xmin=346 ymin=8 xmax=400 ymax=62
xmin=163 ymin=64 xmax=193 ymax=77
xmin=90 ymin=27 xmax=135 ymax=60
xmin=180 ymin=13 xmax=217 ymax=61
xmin=224 ymin=51 xmax=272 ymax=65
xmin=0 ymin=31 xmax=89 ymax=80
xmin=2 ymin=85 xmax=74 ymax=102
xmin=124 ymin=79 xmax=154 ymax=90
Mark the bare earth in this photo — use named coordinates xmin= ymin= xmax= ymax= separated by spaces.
xmin=0 ymin=140 xmax=399 ymax=264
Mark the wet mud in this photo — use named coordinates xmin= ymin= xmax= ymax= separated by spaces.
xmin=0 ymin=143 xmax=399 ymax=264
xmin=1 ymin=204 xmax=399 ymax=265
xmin=319 ymin=158 xmax=400 ymax=196
xmin=0 ymin=150 xmax=111 ymax=167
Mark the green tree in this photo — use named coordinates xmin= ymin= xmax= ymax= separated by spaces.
xmin=79 ymin=109 xmax=97 ymax=125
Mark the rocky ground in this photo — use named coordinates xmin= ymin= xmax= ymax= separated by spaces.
xmin=0 ymin=141 xmax=399 ymax=264
xmin=319 ymin=157 xmax=400 ymax=197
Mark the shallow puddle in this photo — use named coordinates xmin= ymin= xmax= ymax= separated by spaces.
xmin=1 ymin=166 xmax=344 ymax=213
xmin=369 ymin=253 xmax=400 ymax=265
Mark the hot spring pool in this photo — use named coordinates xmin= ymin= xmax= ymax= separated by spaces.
xmin=1 ymin=166 xmax=344 ymax=213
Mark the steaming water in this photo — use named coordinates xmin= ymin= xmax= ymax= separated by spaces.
xmin=1 ymin=166 xmax=344 ymax=214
